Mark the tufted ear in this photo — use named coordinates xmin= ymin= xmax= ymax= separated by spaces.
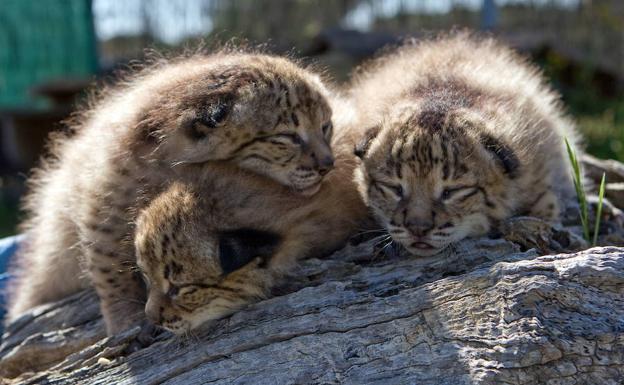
xmin=479 ymin=133 xmax=520 ymax=178
xmin=203 ymin=100 xmax=231 ymax=128
xmin=218 ymin=228 xmax=282 ymax=275
xmin=354 ymin=125 xmax=381 ymax=159
xmin=187 ymin=95 xmax=234 ymax=140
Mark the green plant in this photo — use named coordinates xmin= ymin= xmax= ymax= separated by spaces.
xmin=593 ymin=172 xmax=606 ymax=246
xmin=565 ymin=138 xmax=606 ymax=245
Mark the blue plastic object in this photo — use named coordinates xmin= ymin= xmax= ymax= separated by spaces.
xmin=0 ymin=234 xmax=24 ymax=333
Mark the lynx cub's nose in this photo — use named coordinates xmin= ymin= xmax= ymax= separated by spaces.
xmin=405 ymin=217 xmax=434 ymax=237
xmin=318 ymin=155 xmax=335 ymax=175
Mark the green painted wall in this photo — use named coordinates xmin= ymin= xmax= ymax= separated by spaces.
xmin=0 ymin=0 xmax=97 ymax=108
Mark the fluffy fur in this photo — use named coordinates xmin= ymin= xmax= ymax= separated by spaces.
xmin=135 ymin=131 xmax=366 ymax=333
xmin=348 ymin=33 xmax=580 ymax=256
xmin=7 ymin=50 xmax=339 ymax=335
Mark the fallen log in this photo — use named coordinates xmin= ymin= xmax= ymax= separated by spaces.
xmin=2 ymin=230 xmax=624 ymax=384
xmin=1 ymin=156 xmax=623 ymax=384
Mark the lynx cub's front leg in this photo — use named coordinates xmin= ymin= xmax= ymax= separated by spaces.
xmin=82 ymin=187 xmax=147 ymax=335
xmin=86 ymin=240 xmax=145 ymax=335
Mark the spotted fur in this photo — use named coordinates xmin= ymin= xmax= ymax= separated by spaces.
xmin=135 ymin=149 xmax=366 ymax=334
xmin=7 ymin=49 xmax=338 ymax=335
xmin=349 ymin=33 xmax=580 ymax=256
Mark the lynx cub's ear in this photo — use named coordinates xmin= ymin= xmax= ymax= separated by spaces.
xmin=218 ymin=228 xmax=282 ymax=274
xmin=478 ymin=133 xmax=520 ymax=178
xmin=354 ymin=125 xmax=382 ymax=159
xmin=186 ymin=95 xmax=234 ymax=140
xmin=450 ymin=111 xmax=520 ymax=179
xmin=202 ymin=98 xmax=232 ymax=128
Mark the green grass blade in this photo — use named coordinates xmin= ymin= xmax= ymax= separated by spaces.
xmin=564 ymin=138 xmax=579 ymax=174
xmin=565 ymin=137 xmax=590 ymax=241
xmin=592 ymin=172 xmax=606 ymax=246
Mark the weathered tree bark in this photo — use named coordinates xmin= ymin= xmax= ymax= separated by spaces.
xmin=2 ymin=233 xmax=624 ymax=384
xmin=1 ymin=156 xmax=624 ymax=384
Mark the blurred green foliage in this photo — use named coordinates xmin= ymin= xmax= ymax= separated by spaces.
xmin=538 ymin=50 xmax=624 ymax=162
xmin=0 ymin=197 xmax=19 ymax=238
xmin=0 ymin=0 xmax=97 ymax=108
xmin=577 ymin=109 xmax=624 ymax=163
xmin=0 ymin=210 xmax=18 ymax=238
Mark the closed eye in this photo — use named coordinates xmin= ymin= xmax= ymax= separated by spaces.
xmin=441 ymin=186 xmax=479 ymax=201
xmin=170 ymin=284 xmax=208 ymax=304
xmin=271 ymin=133 xmax=303 ymax=145
xmin=177 ymin=285 xmax=199 ymax=296
xmin=373 ymin=181 xmax=403 ymax=199
xmin=173 ymin=282 xmax=218 ymax=292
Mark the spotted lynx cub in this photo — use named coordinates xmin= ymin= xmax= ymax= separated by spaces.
xmin=7 ymin=50 xmax=337 ymax=336
xmin=349 ymin=34 xmax=580 ymax=256
xmin=135 ymin=134 xmax=366 ymax=333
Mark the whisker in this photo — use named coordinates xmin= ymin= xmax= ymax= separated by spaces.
xmin=348 ymin=226 xmax=388 ymax=242
xmin=182 ymin=330 xmax=192 ymax=344
xmin=377 ymin=234 xmax=392 ymax=241
xmin=373 ymin=233 xmax=391 ymax=241
xmin=187 ymin=329 xmax=200 ymax=344
xmin=354 ymin=228 xmax=388 ymax=236
xmin=372 ymin=237 xmax=395 ymax=260
xmin=105 ymin=295 xmax=146 ymax=305
xmin=171 ymin=160 xmax=191 ymax=167
xmin=380 ymin=239 xmax=395 ymax=252
xmin=373 ymin=238 xmax=392 ymax=251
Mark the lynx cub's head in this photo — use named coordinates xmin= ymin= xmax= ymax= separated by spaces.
xmin=137 ymin=53 xmax=334 ymax=195
xmin=135 ymin=182 xmax=282 ymax=334
xmin=354 ymin=103 xmax=520 ymax=256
